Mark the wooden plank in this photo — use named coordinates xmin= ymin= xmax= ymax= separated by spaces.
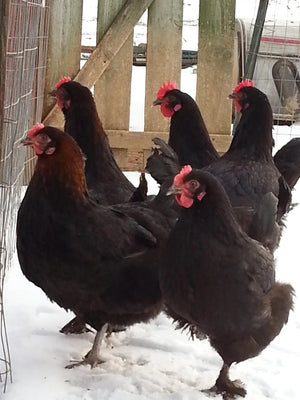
xmin=209 ymin=133 xmax=232 ymax=153
xmin=94 ymin=0 xmax=133 ymax=130
xmin=29 ymin=4 xmax=50 ymax=126
xmin=42 ymin=0 xmax=83 ymax=122
xmin=145 ymin=0 xmax=183 ymax=132
xmin=106 ymin=130 xmax=231 ymax=153
xmin=196 ymin=0 xmax=236 ymax=135
xmin=0 ymin=0 xmax=9 ymax=158
xmin=43 ymin=0 xmax=154 ymax=126
xmin=106 ymin=130 xmax=231 ymax=171
xmin=107 ymin=130 xmax=169 ymax=149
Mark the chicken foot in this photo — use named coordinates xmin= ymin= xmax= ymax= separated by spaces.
xmin=65 ymin=323 xmax=108 ymax=369
xmin=205 ymin=363 xmax=246 ymax=399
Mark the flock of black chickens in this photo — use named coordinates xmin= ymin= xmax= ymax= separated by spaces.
xmin=16 ymin=77 xmax=300 ymax=399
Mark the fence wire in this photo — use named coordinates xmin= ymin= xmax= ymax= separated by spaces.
xmin=0 ymin=0 xmax=49 ymax=391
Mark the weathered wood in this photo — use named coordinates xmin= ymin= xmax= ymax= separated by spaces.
xmin=106 ymin=130 xmax=230 ymax=171
xmin=106 ymin=130 xmax=231 ymax=171
xmin=145 ymin=0 xmax=183 ymax=132
xmin=43 ymin=0 xmax=154 ymax=127
xmin=42 ymin=0 xmax=83 ymax=121
xmin=0 ymin=0 xmax=9 ymax=159
xmin=29 ymin=4 xmax=51 ymax=127
xmin=197 ymin=0 xmax=236 ymax=135
xmin=95 ymin=0 xmax=133 ymax=130
xmin=107 ymin=130 xmax=169 ymax=149
xmin=106 ymin=130 xmax=231 ymax=152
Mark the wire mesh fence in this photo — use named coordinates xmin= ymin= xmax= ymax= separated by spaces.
xmin=0 ymin=0 xmax=49 ymax=391
xmin=237 ymin=1 xmax=300 ymax=148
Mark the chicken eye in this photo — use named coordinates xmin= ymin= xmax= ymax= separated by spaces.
xmin=189 ymin=180 xmax=200 ymax=191
xmin=37 ymin=133 xmax=49 ymax=143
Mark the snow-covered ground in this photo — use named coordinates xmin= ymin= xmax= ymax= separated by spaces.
xmin=2 ymin=1 xmax=300 ymax=398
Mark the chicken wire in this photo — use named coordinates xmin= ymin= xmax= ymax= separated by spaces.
xmin=248 ymin=3 xmax=300 ymax=120
xmin=0 ymin=0 xmax=49 ymax=391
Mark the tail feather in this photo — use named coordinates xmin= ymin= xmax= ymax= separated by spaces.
xmin=253 ymin=282 xmax=294 ymax=348
xmin=129 ymin=172 xmax=149 ymax=202
xmin=211 ymin=282 xmax=294 ymax=366
xmin=146 ymin=138 xmax=180 ymax=185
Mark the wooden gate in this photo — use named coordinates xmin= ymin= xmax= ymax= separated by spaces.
xmin=42 ymin=0 xmax=235 ymax=172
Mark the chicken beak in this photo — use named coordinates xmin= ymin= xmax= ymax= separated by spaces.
xmin=228 ymin=92 xmax=235 ymax=100
xmin=153 ymin=98 xmax=162 ymax=107
xmin=21 ymin=137 xmax=33 ymax=146
xmin=166 ymin=184 xmax=181 ymax=196
xmin=49 ymin=89 xmax=56 ymax=97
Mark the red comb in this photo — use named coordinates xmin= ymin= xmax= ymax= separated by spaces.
xmin=174 ymin=165 xmax=192 ymax=186
xmin=28 ymin=123 xmax=45 ymax=137
xmin=234 ymin=79 xmax=254 ymax=93
xmin=55 ymin=76 xmax=71 ymax=89
xmin=156 ymin=81 xmax=177 ymax=99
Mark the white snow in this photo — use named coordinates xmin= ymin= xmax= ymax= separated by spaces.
xmin=2 ymin=1 xmax=300 ymax=398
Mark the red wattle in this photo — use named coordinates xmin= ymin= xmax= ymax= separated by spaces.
xmin=161 ymin=104 xmax=174 ymax=118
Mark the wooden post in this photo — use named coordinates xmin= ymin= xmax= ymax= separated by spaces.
xmin=0 ymin=0 xmax=9 ymax=158
xmin=95 ymin=0 xmax=133 ymax=131
xmin=197 ymin=0 xmax=236 ymax=136
xmin=42 ymin=0 xmax=83 ymax=121
xmin=43 ymin=0 xmax=154 ymax=127
xmin=145 ymin=0 xmax=183 ymax=133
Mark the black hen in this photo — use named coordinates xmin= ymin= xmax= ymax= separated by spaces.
xmin=51 ymin=77 xmax=149 ymax=333
xmin=153 ymin=81 xmax=219 ymax=169
xmin=160 ymin=166 xmax=294 ymax=398
xmin=17 ymin=124 xmax=177 ymax=367
xmin=205 ymin=81 xmax=291 ymax=221
xmin=51 ymin=77 xmax=147 ymax=204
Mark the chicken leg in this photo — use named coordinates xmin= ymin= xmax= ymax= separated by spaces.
xmin=65 ymin=323 xmax=108 ymax=369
